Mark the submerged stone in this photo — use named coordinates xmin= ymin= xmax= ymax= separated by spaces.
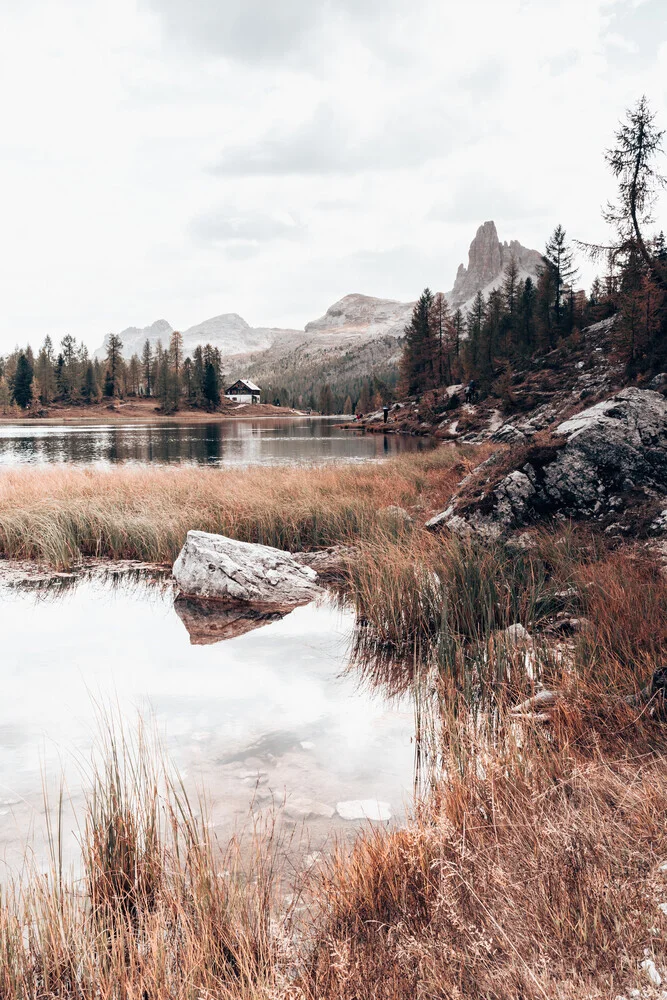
xmin=336 ymin=799 xmax=392 ymax=822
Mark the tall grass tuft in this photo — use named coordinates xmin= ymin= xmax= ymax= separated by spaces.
xmin=0 ymin=721 xmax=285 ymax=999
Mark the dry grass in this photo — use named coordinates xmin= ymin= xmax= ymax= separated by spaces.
xmin=305 ymin=716 xmax=667 ymax=999
xmin=0 ymin=722 xmax=286 ymax=1000
xmin=0 ymin=448 xmax=476 ymax=568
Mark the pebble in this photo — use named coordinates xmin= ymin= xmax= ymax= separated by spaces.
xmin=640 ymin=958 xmax=662 ymax=987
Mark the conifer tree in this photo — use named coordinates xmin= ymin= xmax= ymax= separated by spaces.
xmin=13 ymin=351 xmax=33 ymax=408
xmin=142 ymin=340 xmax=153 ymax=396
xmin=543 ymin=225 xmax=578 ymax=329
xmin=105 ymin=334 xmax=124 ymax=398
xmin=399 ymin=288 xmax=435 ymax=395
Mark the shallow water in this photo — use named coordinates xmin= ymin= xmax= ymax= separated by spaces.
xmin=0 ymin=417 xmax=433 ymax=467
xmin=0 ymin=573 xmax=416 ymax=872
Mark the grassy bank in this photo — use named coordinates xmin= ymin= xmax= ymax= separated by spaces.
xmin=0 ymin=448 xmax=475 ymax=568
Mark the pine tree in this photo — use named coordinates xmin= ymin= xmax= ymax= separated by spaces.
xmin=203 ymin=360 xmax=220 ymax=409
xmin=343 ymin=394 xmax=353 ymax=414
xmin=543 ymin=225 xmax=578 ymax=330
xmin=399 ymin=288 xmax=435 ymax=395
xmin=13 ymin=352 xmax=33 ymax=408
xmin=82 ymin=362 xmax=99 ymax=402
xmin=105 ymin=334 xmax=124 ymax=398
xmin=142 ymin=340 xmax=153 ymax=396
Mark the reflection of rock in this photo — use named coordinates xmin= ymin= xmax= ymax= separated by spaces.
xmin=174 ymin=595 xmax=287 ymax=645
xmin=173 ymin=530 xmax=322 ymax=605
xmin=336 ymin=799 xmax=392 ymax=821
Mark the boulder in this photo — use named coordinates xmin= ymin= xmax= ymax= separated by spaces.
xmin=428 ymin=388 xmax=667 ymax=536
xmin=173 ymin=531 xmax=322 ymax=607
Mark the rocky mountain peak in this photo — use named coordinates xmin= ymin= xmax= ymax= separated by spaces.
xmin=304 ymin=294 xmax=414 ymax=338
xmin=448 ymin=221 xmax=543 ymax=310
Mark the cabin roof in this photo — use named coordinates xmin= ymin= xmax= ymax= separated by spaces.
xmin=225 ymin=378 xmax=261 ymax=393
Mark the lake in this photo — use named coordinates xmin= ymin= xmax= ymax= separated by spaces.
xmin=0 ymin=417 xmax=433 ymax=467
xmin=0 ymin=570 xmax=416 ymax=872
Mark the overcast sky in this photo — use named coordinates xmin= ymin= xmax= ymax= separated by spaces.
xmin=1 ymin=0 xmax=666 ymax=351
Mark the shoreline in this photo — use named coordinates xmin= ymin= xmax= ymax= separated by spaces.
xmin=0 ymin=401 xmax=318 ymax=425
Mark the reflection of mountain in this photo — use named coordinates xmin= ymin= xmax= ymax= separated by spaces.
xmin=174 ymin=596 xmax=288 ymax=645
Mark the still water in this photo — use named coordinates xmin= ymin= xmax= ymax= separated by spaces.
xmin=0 ymin=572 xmax=415 ymax=871
xmin=0 ymin=417 xmax=432 ymax=467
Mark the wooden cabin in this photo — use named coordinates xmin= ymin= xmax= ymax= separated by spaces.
xmin=224 ymin=379 xmax=261 ymax=404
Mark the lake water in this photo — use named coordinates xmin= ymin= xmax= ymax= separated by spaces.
xmin=0 ymin=571 xmax=416 ymax=872
xmin=0 ymin=417 xmax=432 ymax=467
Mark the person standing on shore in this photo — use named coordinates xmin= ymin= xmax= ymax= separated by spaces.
xmin=383 ymin=405 xmax=389 ymax=423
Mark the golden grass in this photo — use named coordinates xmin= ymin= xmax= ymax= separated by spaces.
xmin=0 ymin=722 xmax=286 ymax=1000
xmin=0 ymin=448 xmax=476 ymax=568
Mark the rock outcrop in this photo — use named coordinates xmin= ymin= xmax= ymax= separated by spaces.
xmin=173 ymin=531 xmax=322 ymax=606
xmin=427 ymin=388 xmax=667 ymax=537
xmin=448 ymin=221 xmax=543 ymax=311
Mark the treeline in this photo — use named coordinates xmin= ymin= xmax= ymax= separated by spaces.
xmin=0 ymin=331 xmax=226 ymax=413
xmin=262 ymin=372 xmax=398 ymax=415
xmin=400 ymin=97 xmax=667 ymax=400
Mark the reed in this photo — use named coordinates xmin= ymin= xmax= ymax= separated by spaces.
xmin=0 ymin=721 xmax=286 ymax=999
xmin=0 ymin=448 xmax=475 ymax=568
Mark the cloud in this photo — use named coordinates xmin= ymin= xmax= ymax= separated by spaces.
xmin=428 ymin=177 xmax=549 ymax=226
xmin=211 ymin=102 xmax=456 ymax=176
xmin=140 ymin=0 xmax=403 ymax=63
xmin=190 ymin=208 xmax=303 ymax=245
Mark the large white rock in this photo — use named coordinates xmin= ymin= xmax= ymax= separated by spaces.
xmin=173 ymin=531 xmax=322 ymax=606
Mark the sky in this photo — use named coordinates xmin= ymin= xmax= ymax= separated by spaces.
xmin=1 ymin=0 xmax=666 ymax=352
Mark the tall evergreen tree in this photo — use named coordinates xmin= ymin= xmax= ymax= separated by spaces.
xmin=142 ymin=339 xmax=153 ymax=397
xmin=543 ymin=225 xmax=578 ymax=329
xmin=399 ymin=288 xmax=435 ymax=395
xmin=13 ymin=351 xmax=33 ymax=408
xmin=105 ymin=334 xmax=124 ymax=398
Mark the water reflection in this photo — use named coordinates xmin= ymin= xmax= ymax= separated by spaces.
xmin=0 ymin=573 xmax=415 ymax=869
xmin=0 ymin=418 xmax=435 ymax=467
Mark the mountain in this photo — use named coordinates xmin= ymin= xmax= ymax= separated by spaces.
xmin=304 ymin=294 xmax=414 ymax=339
xmin=93 ymin=222 xmax=543 ymax=393
xmin=94 ymin=315 xmax=299 ymax=361
xmin=447 ymin=220 xmax=543 ymax=311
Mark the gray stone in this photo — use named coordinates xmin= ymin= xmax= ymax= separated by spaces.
xmin=428 ymin=388 xmax=667 ymax=535
xmin=173 ymin=531 xmax=322 ymax=606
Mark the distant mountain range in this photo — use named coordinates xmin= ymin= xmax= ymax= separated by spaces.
xmin=94 ymin=221 xmax=543 ymax=390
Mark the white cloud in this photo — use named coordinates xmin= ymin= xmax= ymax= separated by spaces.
xmin=0 ymin=0 xmax=665 ymax=348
